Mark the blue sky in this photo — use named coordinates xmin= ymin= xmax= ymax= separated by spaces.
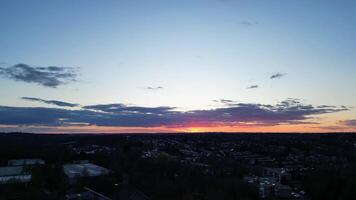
xmin=0 ymin=0 xmax=355 ymax=132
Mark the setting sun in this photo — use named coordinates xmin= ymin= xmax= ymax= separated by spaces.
xmin=186 ymin=127 xmax=204 ymax=133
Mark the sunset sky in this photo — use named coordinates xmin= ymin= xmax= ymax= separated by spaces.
xmin=0 ymin=0 xmax=356 ymax=133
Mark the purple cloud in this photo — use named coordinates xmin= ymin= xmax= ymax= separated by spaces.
xmin=0 ymin=99 xmax=349 ymax=129
xmin=339 ymin=119 xmax=356 ymax=127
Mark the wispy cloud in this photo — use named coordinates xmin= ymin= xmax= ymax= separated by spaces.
xmin=316 ymin=119 xmax=356 ymax=131
xmin=270 ymin=73 xmax=286 ymax=79
xmin=21 ymin=97 xmax=79 ymax=107
xmin=0 ymin=63 xmax=78 ymax=87
xmin=339 ymin=119 xmax=356 ymax=127
xmin=239 ymin=21 xmax=259 ymax=28
xmin=142 ymin=86 xmax=164 ymax=90
xmin=317 ymin=126 xmax=348 ymax=131
xmin=247 ymin=85 xmax=259 ymax=89
xmin=212 ymin=99 xmax=238 ymax=106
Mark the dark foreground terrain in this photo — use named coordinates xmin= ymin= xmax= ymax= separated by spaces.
xmin=0 ymin=132 xmax=355 ymax=200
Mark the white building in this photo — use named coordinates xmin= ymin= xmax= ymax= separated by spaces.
xmin=0 ymin=166 xmax=31 ymax=184
xmin=63 ymin=163 xmax=110 ymax=184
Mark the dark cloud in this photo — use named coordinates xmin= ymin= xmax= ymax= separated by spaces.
xmin=21 ymin=97 xmax=79 ymax=107
xmin=339 ymin=119 xmax=356 ymax=127
xmin=0 ymin=106 xmax=76 ymax=126
xmin=83 ymin=104 xmax=176 ymax=115
xmin=0 ymin=63 xmax=78 ymax=87
xmin=0 ymin=99 xmax=348 ymax=128
xmin=270 ymin=73 xmax=286 ymax=79
xmin=317 ymin=105 xmax=337 ymax=109
xmin=247 ymin=85 xmax=259 ymax=89
xmin=188 ymin=99 xmax=347 ymax=127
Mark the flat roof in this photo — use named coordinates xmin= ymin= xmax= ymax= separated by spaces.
xmin=8 ymin=159 xmax=45 ymax=166
xmin=0 ymin=166 xmax=26 ymax=176
xmin=63 ymin=163 xmax=109 ymax=178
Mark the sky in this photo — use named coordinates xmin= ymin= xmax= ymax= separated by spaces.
xmin=0 ymin=0 xmax=356 ymax=133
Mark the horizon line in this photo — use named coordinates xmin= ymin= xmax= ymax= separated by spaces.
xmin=2 ymin=132 xmax=356 ymax=135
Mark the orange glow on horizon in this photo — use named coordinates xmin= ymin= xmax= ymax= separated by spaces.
xmin=185 ymin=127 xmax=204 ymax=133
xmin=2 ymin=120 xmax=355 ymax=134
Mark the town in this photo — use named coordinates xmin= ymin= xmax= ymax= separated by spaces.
xmin=0 ymin=132 xmax=355 ymax=200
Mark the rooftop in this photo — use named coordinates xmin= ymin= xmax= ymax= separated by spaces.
xmin=63 ymin=163 xmax=109 ymax=179
xmin=0 ymin=166 xmax=26 ymax=177
xmin=8 ymin=159 xmax=45 ymax=166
